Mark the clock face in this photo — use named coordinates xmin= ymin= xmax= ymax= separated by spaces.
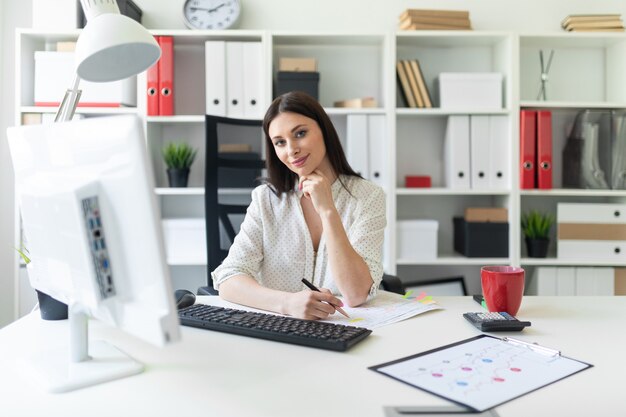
xmin=183 ymin=0 xmax=241 ymax=30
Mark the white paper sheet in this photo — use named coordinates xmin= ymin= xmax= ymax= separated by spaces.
xmin=320 ymin=290 xmax=440 ymax=329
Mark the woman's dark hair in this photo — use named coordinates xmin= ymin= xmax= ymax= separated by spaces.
xmin=262 ymin=91 xmax=361 ymax=194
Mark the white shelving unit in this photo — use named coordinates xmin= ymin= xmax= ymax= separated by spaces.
xmin=12 ymin=28 xmax=626 ymax=318
xmin=518 ymin=33 xmax=626 ymax=281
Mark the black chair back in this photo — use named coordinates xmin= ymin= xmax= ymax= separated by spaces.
xmin=201 ymin=115 xmax=264 ymax=295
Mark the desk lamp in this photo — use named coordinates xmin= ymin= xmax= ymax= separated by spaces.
xmin=55 ymin=0 xmax=160 ymax=122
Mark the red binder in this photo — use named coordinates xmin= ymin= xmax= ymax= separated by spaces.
xmin=158 ymin=36 xmax=174 ymax=116
xmin=520 ymin=110 xmax=537 ymax=189
xmin=536 ymin=110 xmax=553 ymax=189
xmin=146 ymin=36 xmax=160 ymax=116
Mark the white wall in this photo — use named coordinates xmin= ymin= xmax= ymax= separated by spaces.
xmin=1 ymin=0 xmax=625 ymax=326
xmin=135 ymin=0 xmax=626 ymax=32
xmin=0 ymin=0 xmax=31 ymax=327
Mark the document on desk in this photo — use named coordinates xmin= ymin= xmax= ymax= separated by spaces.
xmin=321 ymin=290 xmax=441 ymax=329
xmin=370 ymin=335 xmax=592 ymax=412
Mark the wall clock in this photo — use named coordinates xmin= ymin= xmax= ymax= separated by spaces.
xmin=183 ymin=0 xmax=241 ymax=30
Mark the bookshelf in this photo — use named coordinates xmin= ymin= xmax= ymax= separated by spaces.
xmin=518 ymin=33 xmax=626 ymax=290
xmin=11 ymin=28 xmax=626 ymax=317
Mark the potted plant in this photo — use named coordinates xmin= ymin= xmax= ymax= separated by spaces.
xmin=15 ymin=247 xmax=68 ymax=320
xmin=521 ymin=210 xmax=555 ymax=258
xmin=162 ymin=142 xmax=198 ymax=188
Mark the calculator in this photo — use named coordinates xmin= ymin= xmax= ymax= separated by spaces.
xmin=463 ymin=312 xmax=531 ymax=332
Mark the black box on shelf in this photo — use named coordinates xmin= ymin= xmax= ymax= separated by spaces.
xmin=453 ymin=217 xmax=509 ymax=258
xmin=218 ymin=152 xmax=262 ymax=188
xmin=275 ymin=72 xmax=320 ymax=100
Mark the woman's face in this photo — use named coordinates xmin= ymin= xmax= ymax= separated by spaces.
xmin=268 ymin=111 xmax=331 ymax=177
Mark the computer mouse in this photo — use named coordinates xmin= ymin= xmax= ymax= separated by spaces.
xmin=174 ymin=289 xmax=196 ymax=310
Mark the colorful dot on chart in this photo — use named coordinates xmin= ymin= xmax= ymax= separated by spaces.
xmin=493 ymin=377 xmax=506 ymax=382
xmin=510 ymin=367 xmax=522 ymax=372
xmin=482 ymin=358 xmax=493 ymax=363
xmin=456 ymin=381 xmax=469 ymax=386
xmin=432 ymin=373 xmax=443 ymax=378
xmin=461 ymin=367 xmax=473 ymax=371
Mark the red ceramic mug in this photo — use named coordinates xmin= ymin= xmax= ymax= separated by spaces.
xmin=480 ymin=266 xmax=525 ymax=316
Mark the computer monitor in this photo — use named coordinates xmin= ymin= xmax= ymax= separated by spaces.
xmin=7 ymin=115 xmax=180 ymax=393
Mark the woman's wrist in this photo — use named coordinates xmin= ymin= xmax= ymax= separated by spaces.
xmin=279 ymin=292 xmax=291 ymax=316
xmin=319 ymin=206 xmax=339 ymax=222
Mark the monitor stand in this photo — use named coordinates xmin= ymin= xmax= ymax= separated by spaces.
xmin=19 ymin=306 xmax=143 ymax=393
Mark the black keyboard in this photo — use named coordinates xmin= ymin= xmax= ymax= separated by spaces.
xmin=178 ymin=304 xmax=372 ymax=351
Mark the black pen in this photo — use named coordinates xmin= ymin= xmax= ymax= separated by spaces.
xmin=301 ymin=278 xmax=350 ymax=318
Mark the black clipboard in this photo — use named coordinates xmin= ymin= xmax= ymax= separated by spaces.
xmin=369 ymin=335 xmax=592 ymax=412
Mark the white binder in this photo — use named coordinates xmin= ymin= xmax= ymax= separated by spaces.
xmin=367 ymin=115 xmax=386 ymax=188
xmin=243 ymin=42 xmax=263 ymax=119
xmin=346 ymin=115 xmax=369 ymax=179
xmin=593 ymin=267 xmax=615 ymax=295
xmin=489 ymin=115 xmax=509 ymax=189
xmin=529 ymin=267 xmax=557 ymax=295
xmin=576 ymin=267 xmax=615 ymax=295
xmin=575 ymin=267 xmax=596 ymax=295
xmin=556 ymin=267 xmax=576 ymax=295
xmin=470 ymin=115 xmax=491 ymax=190
xmin=444 ymin=115 xmax=471 ymax=189
xmin=225 ymin=42 xmax=245 ymax=118
xmin=205 ymin=41 xmax=226 ymax=116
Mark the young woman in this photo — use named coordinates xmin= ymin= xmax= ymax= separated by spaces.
xmin=212 ymin=91 xmax=386 ymax=320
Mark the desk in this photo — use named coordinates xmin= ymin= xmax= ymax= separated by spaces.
xmin=0 ymin=296 xmax=624 ymax=416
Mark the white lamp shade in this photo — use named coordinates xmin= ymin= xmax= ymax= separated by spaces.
xmin=75 ymin=13 xmax=160 ymax=82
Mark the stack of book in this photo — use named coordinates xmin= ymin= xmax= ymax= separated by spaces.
xmin=561 ymin=14 xmax=624 ymax=32
xmin=396 ymin=60 xmax=432 ymax=108
xmin=398 ymin=9 xmax=471 ymax=31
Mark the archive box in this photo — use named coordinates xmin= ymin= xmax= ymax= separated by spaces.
xmin=396 ymin=220 xmax=438 ymax=261
xmin=438 ymin=72 xmax=503 ymax=110
xmin=275 ymin=71 xmax=320 ymax=100
xmin=453 ymin=217 xmax=509 ymax=258
xmin=162 ymin=219 xmax=207 ymax=265
xmin=34 ymin=51 xmax=137 ymax=107
xmin=557 ymin=203 xmax=626 ymax=261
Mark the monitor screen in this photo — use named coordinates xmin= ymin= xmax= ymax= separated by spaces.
xmin=7 ymin=115 xmax=180 ymax=392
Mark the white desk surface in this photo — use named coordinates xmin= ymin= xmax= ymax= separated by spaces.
xmin=0 ymin=296 xmax=624 ymax=417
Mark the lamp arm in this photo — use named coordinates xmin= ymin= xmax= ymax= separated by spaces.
xmin=54 ymin=75 xmax=82 ymax=123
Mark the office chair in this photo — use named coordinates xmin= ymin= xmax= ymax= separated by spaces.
xmin=380 ymin=273 xmax=405 ymax=295
xmin=198 ymin=115 xmax=265 ymax=295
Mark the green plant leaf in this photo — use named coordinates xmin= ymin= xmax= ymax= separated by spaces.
xmin=521 ymin=209 xmax=554 ymax=239
xmin=162 ymin=142 xmax=198 ymax=169
xmin=15 ymin=247 xmax=31 ymax=264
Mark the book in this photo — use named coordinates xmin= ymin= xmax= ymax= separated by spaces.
xmin=564 ymin=19 xmax=623 ymax=30
xmin=396 ymin=61 xmax=417 ymax=108
xmin=400 ymin=9 xmax=469 ymax=20
xmin=399 ymin=15 xmax=471 ymax=29
xmin=333 ymin=97 xmax=377 ymax=108
xmin=403 ymin=60 xmax=424 ymax=107
xmin=55 ymin=41 xmax=76 ymax=52
xmin=567 ymin=27 xmax=625 ymax=32
xmin=561 ymin=14 xmax=621 ymax=26
xmin=410 ymin=60 xmax=432 ymax=108
xmin=218 ymin=143 xmax=252 ymax=153
xmin=401 ymin=22 xmax=470 ymax=31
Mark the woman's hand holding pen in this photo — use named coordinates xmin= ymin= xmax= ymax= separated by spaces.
xmin=298 ymin=170 xmax=336 ymax=217
xmin=284 ymin=287 xmax=345 ymax=320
